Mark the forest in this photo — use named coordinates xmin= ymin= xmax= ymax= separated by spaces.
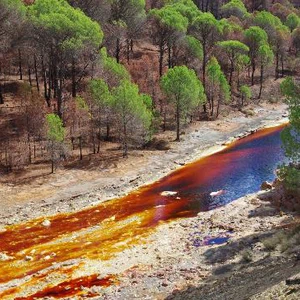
xmin=0 ymin=0 xmax=300 ymax=174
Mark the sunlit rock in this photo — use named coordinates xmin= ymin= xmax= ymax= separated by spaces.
xmin=160 ymin=191 xmax=178 ymax=196
xmin=42 ymin=219 xmax=51 ymax=227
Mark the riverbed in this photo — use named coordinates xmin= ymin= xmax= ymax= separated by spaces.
xmin=0 ymin=122 xmax=294 ymax=299
xmin=0 ymin=102 xmax=296 ymax=299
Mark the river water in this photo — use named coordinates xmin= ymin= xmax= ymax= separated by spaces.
xmin=0 ymin=124 xmax=287 ymax=299
xmin=149 ymin=124 xmax=287 ymax=215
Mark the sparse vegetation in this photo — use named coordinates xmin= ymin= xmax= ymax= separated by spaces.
xmin=1 ymin=0 xmax=300 ymax=174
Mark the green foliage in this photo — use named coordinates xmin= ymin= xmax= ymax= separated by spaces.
xmin=258 ymin=43 xmax=274 ymax=65
xmin=112 ymin=79 xmax=153 ymax=137
xmin=244 ymin=26 xmax=268 ymax=49
xmin=280 ymin=77 xmax=300 ymax=125
xmin=207 ymin=57 xmax=231 ymax=103
xmin=185 ymin=35 xmax=203 ymax=60
xmin=46 ymin=114 xmax=65 ymax=142
xmin=100 ymin=48 xmax=130 ymax=84
xmin=191 ymin=12 xmax=221 ymax=43
xmin=160 ymin=66 xmax=206 ymax=115
xmin=165 ymin=0 xmax=200 ymax=23
xmin=2 ymin=0 xmax=25 ymax=12
xmin=161 ymin=66 xmax=205 ymax=139
xmin=218 ymin=18 xmax=241 ymax=37
xmin=75 ymin=96 xmax=89 ymax=111
xmin=236 ymin=54 xmax=251 ymax=71
xmin=254 ymin=11 xmax=282 ymax=31
xmin=279 ymin=77 xmax=300 ymax=192
xmin=278 ymin=165 xmax=300 ymax=191
xmin=285 ymin=13 xmax=300 ymax=32
xmin=244 ymin=26 xmax=269 ymax=72
xmin=89 ymin=78 xmax=113 ymax=106
xmin=141 ymin=94 xmax=153 ymax=110
xmin=150 ymin=6 xmax=188 ymax=33
xmin=221 ymin=0 xmax=249 ymax=19
xmin=28 ymin=0 xmax=103 ymax=50
xmin=218 ymin=40 xmax=249 ymax=54
xmin=240 ymin=85 xmax=252 ymax=99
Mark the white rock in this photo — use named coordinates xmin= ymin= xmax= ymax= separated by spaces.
xmin=42 ymin=219 xmax=51 ymax=227
xmin=160 ymin=191 xmax=178 ymax=196
xmin=210 ymin=190 xmax=225 ymax=197
xmin=25 ymin=255 xmax=33 ymax=261
xmin=0 ymin=252 xmax=12 ymax=261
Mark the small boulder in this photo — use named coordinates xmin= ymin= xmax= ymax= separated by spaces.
xmin=42 ymin=219 xmax=51 ymax=227
xmin=0 ymin=252 xmax=12 ymax=261
xmin=160 ymin=191 xmax=178 ymax=196
xmin=25 ymin=255 xmax=33 ymax=261
xmin=261 ymin=181 xmax=273 ymax=190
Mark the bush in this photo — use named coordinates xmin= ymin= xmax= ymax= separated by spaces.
xmin=278 ymin=165 xmax=300 ymax=196
xmin=263 ymin=231 xmax=287 ymax=251
xmin=241 ymin=249 xmax=253 ymax=263
xmin=240 ymin=108 xmax=255 ymax=117
xmin=145 ymin=138 xmax=171 ymax=150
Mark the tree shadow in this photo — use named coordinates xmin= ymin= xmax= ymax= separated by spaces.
xmin=166 ymin=227 xmax=300 ymax=300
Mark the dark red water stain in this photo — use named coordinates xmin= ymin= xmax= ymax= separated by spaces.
xmin=15 ymin=274 xmax=116 ymax=300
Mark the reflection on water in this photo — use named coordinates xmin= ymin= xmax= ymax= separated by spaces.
xmin=146 ymin=124 xmax=286 ymax=215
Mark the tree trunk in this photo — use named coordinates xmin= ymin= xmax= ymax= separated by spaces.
xmin=176 ymin=103 xmax=180 ymax=141
xmin=126 ymin=39 xmax=130 ymax=63
xmin=34 ymin=54 xmax=40 ymax=92
xmin=41 ymin=55 xmax=50 ymax=105
xmin=57 ymin=68 xmax=63 ymax=118
xmin=258 ymin=63 xmax=263 ymax=100
xmin=97 ymin=108 xmax=101 ymax=153
xmin=26 ymin=112 xmax=32 ymax=164
xmin=163 ymin=108 xmax=166 ymax=132
xmin=210 ymin=84 xmax=215 ymax=118
xmin=130 ymin=39 xmax=133 ymax=52
xmin=281 ymin=55 xmax=284 ymax=78
xmin=116 ymin=38 xmax=120 ymax=63
xmin=51 ymin=141 xmax=54 ymax=174
xmin=0 ymin=83 xmax=3 ymax=104
xmin=168 ymin=44 xmax=172 ymax=68
xmin=251 ymin=60 xmax=255 ymax=86
xmin=275 ymin=51 xmax=279 ymax=79
xmin=106 ymin=116 xmax=110 ymax=141
xmin=48 ymin=61 xmax=52 ymax=101
xmin=18 ymin=49 xmax=23 ymax=80
xmin=202 ymin=45 xmax=207 ymax=114
xmin=79 ymin=136 xmax=83 ymax=160
xmin=28 ymin=65 xmax=32 ymax=87
xmin=229 ymin=58 xmax=234 ymax=87
xmin=71 ymin=57 xmax=76 ymax=98
xmin=123 ymin=121 xmax=128 ymax=157
xmin=159 ymin=39 xmax=164 ymax=77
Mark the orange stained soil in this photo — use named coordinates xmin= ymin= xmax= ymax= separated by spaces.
xmin=0 ymin=124 xmax=286 ymax=299
xmin=14 ymin=274 xmax=117 ymax=300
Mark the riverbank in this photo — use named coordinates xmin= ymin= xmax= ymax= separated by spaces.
xmin=0 ymin=102 xmax=288 ymax=226
xmin=1 ymin=101 xmax=298 ymax=300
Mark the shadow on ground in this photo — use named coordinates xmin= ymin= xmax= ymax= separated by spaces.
xmin=166 ymin=226 xmax=300 ymax=300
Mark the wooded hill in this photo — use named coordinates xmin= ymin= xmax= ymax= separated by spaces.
xmin=0 ymin=0 xmax=299 ymax=173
